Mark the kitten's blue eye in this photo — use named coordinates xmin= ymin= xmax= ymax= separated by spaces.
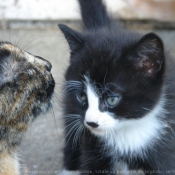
xmin=106 ymin=96 xmax=120 ymax=107
xmin=76 ymin=92 xmax=87 ymax=103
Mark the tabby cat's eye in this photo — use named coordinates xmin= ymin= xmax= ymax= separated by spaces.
xmin=106 ymin=96 xmax=120 ymax=107
xmin=76 ymin=92 xmax=87 ymax=103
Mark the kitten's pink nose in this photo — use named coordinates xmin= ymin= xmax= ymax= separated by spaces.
xmin=86 ymin=122 xmax=99 ymax=128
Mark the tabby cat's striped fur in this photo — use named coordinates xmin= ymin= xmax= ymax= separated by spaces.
xmin=0 ymin=42 xmax=55 ymax=175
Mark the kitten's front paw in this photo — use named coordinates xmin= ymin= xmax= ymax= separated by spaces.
xmin=60 ymin=169 xmax=80 ymax=175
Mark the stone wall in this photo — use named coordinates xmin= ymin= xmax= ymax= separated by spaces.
xmin=1 ymin=0 xmax=175 ymax=21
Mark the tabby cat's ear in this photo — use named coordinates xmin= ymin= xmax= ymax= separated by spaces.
xmin=132 ymin=33 xmax=164 ymax=77
xmin=59 ymin=24 xmax=84 ymax=51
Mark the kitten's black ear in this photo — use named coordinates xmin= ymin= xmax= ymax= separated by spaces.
xmin=59 ymin=24 xmax=83 ymax=51
xmin=133 ymin=33 xmax=164 ymax=77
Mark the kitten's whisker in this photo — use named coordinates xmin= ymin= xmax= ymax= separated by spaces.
xmin=64 ymin=116 xmax=81 ymax=122
xmin=82 ymin=126 xmax=86 ymax=146
xmin=105 ymin=83 xmax=123 ymax=92
xmin=65 ymin=121 xmax=81 ymax=147
xmin=105 ymin=87 xmax=117 ymax=96
xmin=72 ymin=122 xmax=83 ymax=150
xmin=103 ymin=68 xmax=108 ymax=87
xmin=64 ymin=118 xmax=77 ymax=123
xmin=142 ymin=107 xmax=151 ymax=111
xmin=168 ymin=120 xmax=175 ymax=125
xmin=64 ymin=81 xmax=83 ymax=92
xmin=65 ymin=114 xmax=81 ymax=118
xmin=93 ymin=82 xmax=103 ymax=89
xmin=62 ymin=119 xmax=79 ymax=133
xmin=65 ymin=120 xmax=79 ymax=129
xmin=77 ymin=127 xmax=84 ymax=149
xmin=63 ymin=124 xmax=79 ymax=143
xmin=65 ymin=87 xmax=82 ymax=93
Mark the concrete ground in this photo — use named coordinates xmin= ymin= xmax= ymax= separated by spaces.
xmin=1 ymin=24 xmax=175 ymax=175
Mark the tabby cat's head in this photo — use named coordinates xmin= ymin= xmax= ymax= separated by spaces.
xmin=0 ymin=42 xmax=55 ymax=130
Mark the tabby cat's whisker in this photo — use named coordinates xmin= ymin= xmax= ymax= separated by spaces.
xmin=16 ymin=30 xmax=32 ymax=48
xmin=53 ymin=93 xmax=61 ymax=103
xmin=22 ymin=35 xmax=56 ymax=50
xmin=14 ymin=29 xmax=20 ymax=46
xmin=25 ymin=42 xmax=48 ymax=51
xmin=51 ymin=105 xmax=60 ymax=139
xmin=52 ymin=95 xmax=60 ymax=103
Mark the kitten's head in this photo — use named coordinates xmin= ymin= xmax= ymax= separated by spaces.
xmin=0 ymin=42 xmax=55 ymax=131
xmin=60 ymin=25 xmax=165 ymax=137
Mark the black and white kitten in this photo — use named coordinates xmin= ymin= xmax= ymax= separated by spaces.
xmin=59 ymin=0 xmax=175 ymax=174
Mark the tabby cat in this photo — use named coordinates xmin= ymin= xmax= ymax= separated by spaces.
xmin=59 ymin=0 xmax=175 ymax=174
xmin=0 ymin=41 xmax=55 ymax=175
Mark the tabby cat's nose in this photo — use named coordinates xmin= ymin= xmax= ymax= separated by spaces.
xmin=35 ymin=55 xmax=52 ymax=71
xmin=86 ymin=122 xmax=99 ymax=128
xmin=45 ymin=61 xmax=52 ymax=71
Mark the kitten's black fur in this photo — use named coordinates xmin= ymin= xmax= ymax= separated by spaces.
xmin=59 ymin=0 xmax=175 ymax=174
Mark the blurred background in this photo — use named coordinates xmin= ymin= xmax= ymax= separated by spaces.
xmin=0 ymin=0 xmax=175 ymax=175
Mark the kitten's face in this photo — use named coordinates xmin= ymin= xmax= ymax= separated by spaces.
xmin=65 ymin=62 xmax=163 ymax=137
xmin=60 ymin=25 xmax=165 ymax=138
xmin=0 ymin=42 xmax=55 ymax=129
